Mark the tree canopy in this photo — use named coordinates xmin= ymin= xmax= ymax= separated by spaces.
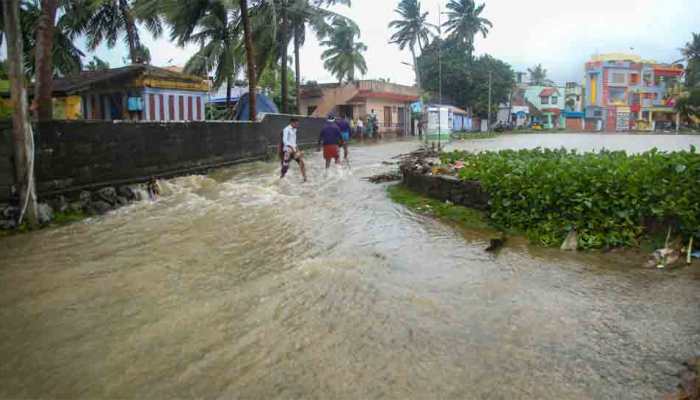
xmin=417 ymin=37 xmax=514 ymax=117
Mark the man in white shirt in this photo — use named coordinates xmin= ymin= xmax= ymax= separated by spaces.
xmin=280 ymin=118 xmax=307 ymax=182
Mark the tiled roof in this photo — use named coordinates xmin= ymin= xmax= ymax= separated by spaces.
xmin=539 ymin=88 xmax=560 ymax=97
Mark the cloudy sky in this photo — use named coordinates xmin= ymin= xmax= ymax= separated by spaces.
xmin=10 ymin=0 xmax=700 ymax=86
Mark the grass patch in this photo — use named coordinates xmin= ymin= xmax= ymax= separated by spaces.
xmin=388 ymin=184 xmax=495 ymax=232
xmin=0 ymin=210 xmax=87 ymax=238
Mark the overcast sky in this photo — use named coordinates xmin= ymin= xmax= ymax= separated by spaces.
xmin=7 ymin=0 xmax=700 ymax=86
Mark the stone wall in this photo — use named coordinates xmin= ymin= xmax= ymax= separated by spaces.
xmin=0 ymin=122 xmax=14 ymax=202
xmin=400 ymin=164 xmax=489 ymax=210
xmin=0 ymin=114 xmax=326 ymax=202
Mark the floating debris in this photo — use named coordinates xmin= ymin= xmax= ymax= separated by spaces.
xmin=363 ymin=172 xmax=402 ymax=184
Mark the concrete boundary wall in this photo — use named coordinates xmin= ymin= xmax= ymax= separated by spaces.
xmin=0 ymin=114 xmax=326 ymax=202
xmin=400 ymin=165 xmax=490 ymax=210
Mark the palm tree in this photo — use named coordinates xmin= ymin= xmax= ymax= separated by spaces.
xmin=682 ymin=33 xmax=700 ymax=88
xmin=321 ymin=18 xmax=367 ymax=83
xmin=34 ymin=0 xmax=58 ymax=121
xmin=528 ymin=64 xmax=548 ymax=86
xmin=287 ymin=0 xmax=352 ymax=113
xmin=170 ymin=0 xmax=243 ymax=107
xmin=84 ymin=0 xmax=162 ymax=64
xmin=1 ymin=1 xmax=88 ymax=120
xmin=682 ymin=32 xmax=700 ymax=60
xmin=240 ymin=0 xmax=257 ymax=120
xmin=2 ymin=0 xmax=38 ymax=226
xmin=442 ymin=0 xmax=492 ymax=59
xmin=86 ymin=56 xmax=110 ymax=71
xmin=388 ymin=0 xmax=435 ymax=88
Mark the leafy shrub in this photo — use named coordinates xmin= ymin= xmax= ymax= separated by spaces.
xmin=442 ymin=147 xmax=700 ymax=249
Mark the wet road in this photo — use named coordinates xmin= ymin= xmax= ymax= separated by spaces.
xmin=1 ymin=135 xmax=699 ymax=399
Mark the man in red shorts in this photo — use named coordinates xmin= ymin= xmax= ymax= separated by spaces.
xmin=318 ymin=115 xmax=342 ymax=169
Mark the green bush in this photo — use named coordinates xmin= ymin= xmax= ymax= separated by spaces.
xmin=442 ymin=147 xmax=700 ymax=249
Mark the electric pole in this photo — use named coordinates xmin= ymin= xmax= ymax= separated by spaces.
xmin=488 ymin=71 xmax=492 ymax=133
xmin=437 ymin=4 xmax=442 ymax=150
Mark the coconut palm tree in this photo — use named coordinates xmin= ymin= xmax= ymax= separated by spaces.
xmin=527 ymin=64 xmax=548 ymax=86
xmin=321 ymin=18 xmax=367 ymax=83
xmin=2 ymin=0 xmax=38 ymax=225
xmin=388 ymin=0 xmax=435 ymax=88
xmin=84 ymin=0 xmax=163 ymax=64
xmin=169 ymin=0 xmax=243 ymax=107
xmin=682 ymin=33 xmax=700 ymax=88
xmin=442 ymin=0 xmax=491 ymax=59
xmin=1 ymin=0 xmax=88 ymax=119
xmin=286 ymin=0 xmax=352 ymax=113
xmin=240 ymin=0 xmax=257 ymax=120
xmin=682 ymin=32 xmax=700 ymax=60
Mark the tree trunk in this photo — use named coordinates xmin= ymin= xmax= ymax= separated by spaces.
xmin=294 ymin=23 xmax=302 ymax=115
xmin=34 ymin=0 xmax=58 ymax=122
xmin=240 ymin=0 xmax=257 ymax=121
xmin=120 ymin=0 xmax=140 ymax=64
xmin=226 ymin=75 xmax=232 ymax=108
xmin=411 ymin=45 xmax=421 ymax=90
xmin=279 ymin=0 xmax=289 ymax=114
xmin=3 ymin=0 xmax=38 ymax=227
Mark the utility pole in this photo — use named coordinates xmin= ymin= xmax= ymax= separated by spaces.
xmin=437 ymin=3 xmax=442 ymax=150
xmin=488 ymin=71 xmax=492 ymax=133
xmin=3 ymin=0 xmax=38 ymax=227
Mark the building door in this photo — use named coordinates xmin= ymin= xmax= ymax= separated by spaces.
xmin=398 ymin=107 xmax=406 ymax=135
xmin=384 ymin=106 xmax=392 ymax=128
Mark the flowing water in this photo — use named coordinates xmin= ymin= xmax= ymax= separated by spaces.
xmin=1 ymin=134 xmax=699 ymax=399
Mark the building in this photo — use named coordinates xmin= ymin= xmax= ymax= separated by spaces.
xmin=564 ymin=82 xmax=584 ymax=113
xmin=584 ymin=53 xmax=684 ymax=132
xmin=299 ymin=80 xmax=420 ymax=135
xmin=497 ymin=88 xmax=533 ymax=128
xmin=50 ymin=65 xmax=209 ymax=121
xmin=524 ymin=85 xmax=566 ymax=129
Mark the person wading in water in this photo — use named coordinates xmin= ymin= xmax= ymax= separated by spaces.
xmin=336 ymin=115 xmax=351 ymax=162
xmin=280 ymin=118 xmax=307 ymax=182
xmin=318 ymin=115 xmax=342 ymax=169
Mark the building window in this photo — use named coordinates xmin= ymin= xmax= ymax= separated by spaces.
xmin=551 ymin=96 xmax=558 ymax=104
xmin=594 ymin=110 xmax=602 ymax=117
xmin=630 ymin=73 xmax=639 ymax=85
xmin=609 ymin=87 xmax=626 ymax=104
xmin=541 ymin=96 xmax=549 ymax=105
xmin=611 ymin=72 xmax=626 ymax=85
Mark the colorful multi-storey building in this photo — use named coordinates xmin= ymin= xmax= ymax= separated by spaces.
xmin=584 ymin=53 xmax=684 ymax=132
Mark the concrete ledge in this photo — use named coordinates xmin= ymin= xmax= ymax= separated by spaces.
xmin=400 ymin=165 xmax=489 ymax=210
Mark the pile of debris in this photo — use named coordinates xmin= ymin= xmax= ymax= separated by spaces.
xmin=364 ymin=147 xmax=443 ymax=184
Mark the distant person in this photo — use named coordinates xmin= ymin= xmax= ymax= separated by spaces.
xmin=280 ymin=118 xmax=307 ymax=182
xmin=356 ymin=118 xmax=364 ymax=139
xmin=318 ymin=115 xmax=342 ymax=169
xmin=336 ymin=115 xmax=351 ymax=161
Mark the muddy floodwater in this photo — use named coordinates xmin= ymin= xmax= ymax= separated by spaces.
xmin=1 ymin=134 xmax=699 ymax=399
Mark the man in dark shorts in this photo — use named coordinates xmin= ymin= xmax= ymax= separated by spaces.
xmin=318 ymin=116 xmax=342 ymax=169
xmin=280 ymin=118 xmax=307 ymax=182
xmin=336 ymin=115 xmax=351 ymax=161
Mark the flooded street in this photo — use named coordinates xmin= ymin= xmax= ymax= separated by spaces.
xmin=1 ymin=134 xmax=699 ymax=399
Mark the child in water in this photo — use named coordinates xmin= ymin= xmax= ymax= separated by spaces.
xmin=147 ymin=177 xmax=161 ymax=201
